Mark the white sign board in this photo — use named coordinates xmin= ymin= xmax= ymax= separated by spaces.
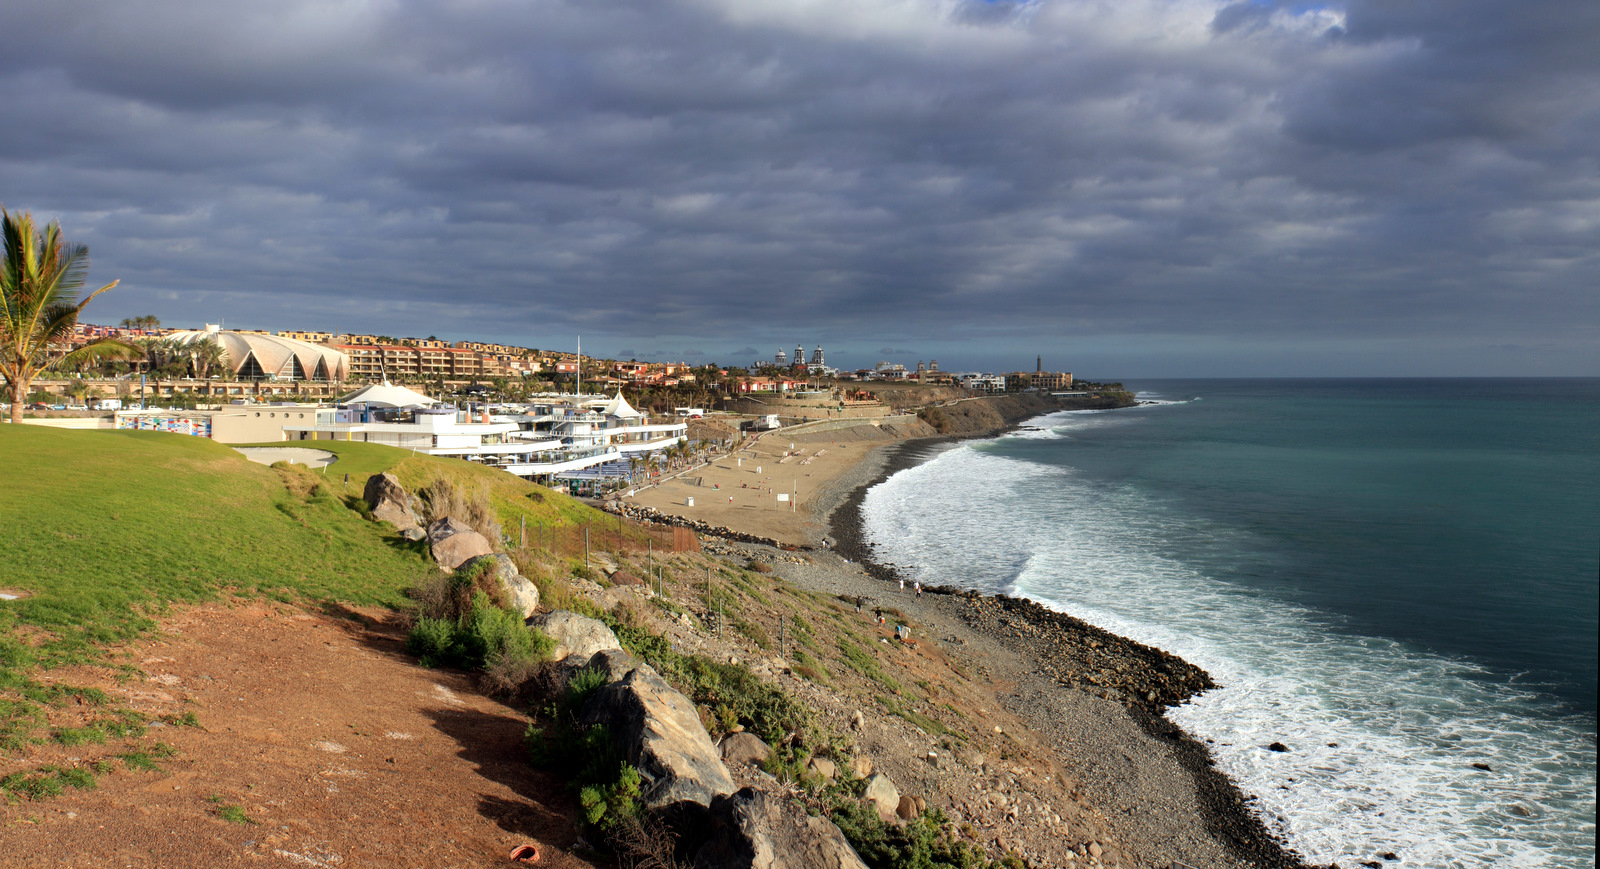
xmin=776 ymin=493 xmax=790 ymax=502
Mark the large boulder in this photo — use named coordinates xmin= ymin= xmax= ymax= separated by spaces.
xmin=580 ymin=666 xmax=736 ymax=809
xmin=364 ymin=473 xmax=420 ymax=531
xmin=529 ymin=611 xmax=621 ymax=666
xmin=862 ymin=773 xmax=900 ymax=818
xmin=427 ymin=517 xmax=493 ymax=571
xmin=693 ymin=788 xmax=869 ymax=869
xmin=491 ymin=554 xmax=540 ymax=618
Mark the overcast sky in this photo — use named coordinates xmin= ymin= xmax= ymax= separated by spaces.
xmin=3 ymin=0 xmax=1595 ymax=376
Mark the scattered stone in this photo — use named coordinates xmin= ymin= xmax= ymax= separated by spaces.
xmin=806 ymin=757 xmax=837 ymax=781
xmin=1381 ymin=852 xmax=1399 ymax=861
xmin=850 ymin=755 xmax=874 ymax=780
xmin=1471 ymin=762 xmax=1492 ymax=772
xmin=1268 ymin=742 xmax=1291 ymax=753
xmin=720 ymin=733 xmax=773 ymax=766
xmin=862 ymin=773 xmax=900 ymax=817
xmin=1508 ymin=804 xmax=1532 ymax=817
xmin=1088 ymin=842 xmax=1102 ymax=858
xmin=848 ymin=711 xmax=865 ymax=731
xmin=896 ymin=795 xmax=918 ymax=820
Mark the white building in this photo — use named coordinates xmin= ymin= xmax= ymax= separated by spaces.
xmin=278 ymin=384 xmax=687 ymax=487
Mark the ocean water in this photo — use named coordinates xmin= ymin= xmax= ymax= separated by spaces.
xmin=860 ymin=379 xmax=1598 ymax=868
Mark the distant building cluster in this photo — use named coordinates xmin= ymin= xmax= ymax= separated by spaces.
xmin=65 ymin=320 xmax=1072 ymax=398
xmin=753 ymin=344 xmax=832 ymax=376
xmin=835 ymin=353 xmax=1071 ymax=393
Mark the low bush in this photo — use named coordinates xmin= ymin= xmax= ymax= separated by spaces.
xmin=406 ymin=560 xmax=551 ymax=673
xmin=405 ymin=592 xmax=551 ymax=672
xmin=827 ymin=802 xmax=1010 ymax=869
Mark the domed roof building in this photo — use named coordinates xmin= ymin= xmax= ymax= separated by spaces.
xmin=168 ymin=325 xmax=349 ymax=381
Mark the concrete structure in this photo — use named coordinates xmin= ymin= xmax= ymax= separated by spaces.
xmin=168 ymin=326 xmax=350 ymax=382
xmin=115 ymin=404 xmax=325 ymax=442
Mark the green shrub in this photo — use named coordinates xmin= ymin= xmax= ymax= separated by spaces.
xmin=827 ymin=802 xmax=1000 ymax=869
xmin=579 ymin=762 xmax=642 ymax=831
xmin=405 ymin=592 xmax=552 ymax=672
xmin=838 ymin=638 xmax=902 ymax=692
xmin=405 ymin=618 xmax=456 ymax=667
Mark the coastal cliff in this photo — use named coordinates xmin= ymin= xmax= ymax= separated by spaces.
xmin=914 ymin=391 xmax=1133 ymax=438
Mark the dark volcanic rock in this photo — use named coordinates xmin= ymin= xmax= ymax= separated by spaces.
xmin=1269 ymin=742 xmax=1291 ymax=753
xmin=693 ymin=787 xmax=868 ymax=869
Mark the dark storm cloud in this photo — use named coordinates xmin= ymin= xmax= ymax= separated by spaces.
xmin=1 ymin=0 xmax=1594 ymax=374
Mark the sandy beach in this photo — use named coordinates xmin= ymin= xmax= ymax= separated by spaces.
xmin=624 ymin=420 xmax=933 ymax=547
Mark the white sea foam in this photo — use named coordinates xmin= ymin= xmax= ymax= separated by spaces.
xmin=862 ymin=414 xmax=1597 ymax=868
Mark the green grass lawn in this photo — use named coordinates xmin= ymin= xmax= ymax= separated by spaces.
xmin=0 ymin=426 xmax=615 ymax=753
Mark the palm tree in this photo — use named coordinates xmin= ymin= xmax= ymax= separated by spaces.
xmin=184 ymin=338 xmax=226 ymax=380
xmin=63 ymin=379 xmax=91 ymax=406
xmin=1 ymin=209 xmax=136 ymax=423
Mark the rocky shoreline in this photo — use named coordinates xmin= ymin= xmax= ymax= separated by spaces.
xmin=820 ymin=405 xmax=1317 ymax=869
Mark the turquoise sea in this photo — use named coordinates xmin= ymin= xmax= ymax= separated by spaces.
xmin=860 ymin=379 xmax=1598 ymax=868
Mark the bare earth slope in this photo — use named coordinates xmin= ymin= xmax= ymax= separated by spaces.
xmin=3 ymin=602 xmax=595 ymax=869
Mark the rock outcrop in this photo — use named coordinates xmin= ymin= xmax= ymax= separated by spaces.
xmin=364 ymin=473 xmax=420 ymax=532
xmin=693 ymin=788 xmax=869 ymax=869
xmin=426 ymin=517 xmax=493 ymax=571
xmin=531 ymin=611 xmax=622 ymax=666
xmin=580 ymin=666 xmax=736 ymax=809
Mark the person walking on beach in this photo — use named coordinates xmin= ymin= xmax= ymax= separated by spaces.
xmin=898 ymin=577 xmax=904 ymax=593
xmin=914 ymin=581 xmax=922 ymax=598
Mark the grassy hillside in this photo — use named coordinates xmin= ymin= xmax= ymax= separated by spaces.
xmin=0 ymin=426 xmax=614 ymax=750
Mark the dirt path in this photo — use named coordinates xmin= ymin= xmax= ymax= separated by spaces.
xmin=2 ymin=602 xmax=595 ymax=869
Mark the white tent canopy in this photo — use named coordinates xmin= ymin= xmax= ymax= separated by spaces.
xmin=337 ymin=381 xmax=440 ymax=408
xmin=601 ymin=390 xmax=643 ymax=419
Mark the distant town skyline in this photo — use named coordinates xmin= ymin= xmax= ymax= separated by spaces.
xmin=4 ymin=0 xmax=1595 ymax=377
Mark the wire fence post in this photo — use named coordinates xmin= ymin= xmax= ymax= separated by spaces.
xmin=584 ymin=526 xmax=590 ymax=570
xmin=520 ymin=514 xmax=526 ymax=550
